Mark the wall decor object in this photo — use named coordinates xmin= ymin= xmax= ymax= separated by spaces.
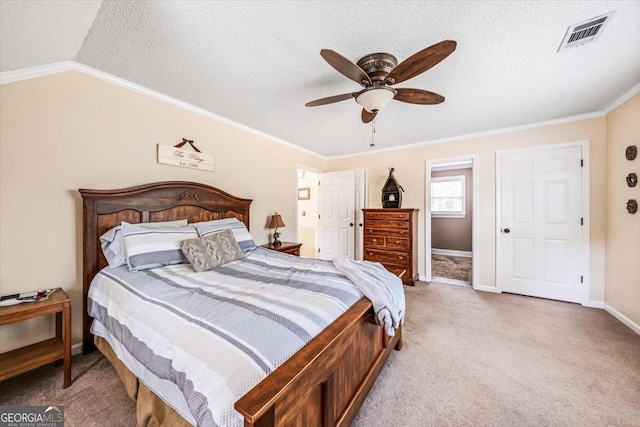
xmin=382 ymin=167 xmax=404 ymax=208
xmin=627 ymin=199 xmax=637 ymax=214
xmin=157 ymin=138 xmax=215 ymax=172
xmin=627 ymin=173 xmax=638 ymax=187
xmin=626 ymin=145 xmax=637 ymax=161
xmin=298 ymin=187 xmax=310 ymax=200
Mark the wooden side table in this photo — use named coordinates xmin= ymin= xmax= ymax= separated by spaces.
xmin=261 ymin=242 xmax=302 ymax=256
xmin=0 ymin=288 xmax=72 ymax=388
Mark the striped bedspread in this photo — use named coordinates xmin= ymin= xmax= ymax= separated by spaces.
xmin=87 ymin=248 xmax=363 ymax=426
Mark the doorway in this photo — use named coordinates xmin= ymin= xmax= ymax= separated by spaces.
xmin=425 ymin=156 xmax=479 ymax=287
xmin=496 ymin=142 xmax=589 ymax=304
xmin=297 ymin=167 xmax=319 ymax=258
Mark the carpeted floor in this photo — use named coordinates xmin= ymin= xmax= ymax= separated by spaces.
xmin=432 ymin=254 xmax=472 ymax=283
xmin=2 ymin=282 xmax=639 ymax=426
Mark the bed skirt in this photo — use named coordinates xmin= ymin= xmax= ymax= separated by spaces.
xmin=95 ymin=336 xmax=191 ymax=427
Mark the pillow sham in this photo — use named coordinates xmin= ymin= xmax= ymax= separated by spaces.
xmin=194 ymin=218 xmax=257 ymax=252
xmin=122 ymin=222 xmax=198 ymax=272
xmin=99 ymin=219 xmax=188 ymax=268
xmin=180 ymin=229 xmax=246 ymax=272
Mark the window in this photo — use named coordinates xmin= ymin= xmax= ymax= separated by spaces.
xmin=431 ymin=175 xmax=466 ymax=218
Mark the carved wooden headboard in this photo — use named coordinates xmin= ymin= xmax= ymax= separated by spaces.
xmin=79 ymin=181 xmax=252 ymax=353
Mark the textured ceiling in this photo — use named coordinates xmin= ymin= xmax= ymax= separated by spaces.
xmin=0 ymin=1 xmax=101 ymax=71
xmin=3 ymin=1 xmax=640 ymax=157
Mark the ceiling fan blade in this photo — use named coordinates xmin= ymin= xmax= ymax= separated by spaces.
xmin=305 ymin=92 xmax=355 ymax=107
xmin=394 ymin=88 xmax=445 ymax=105
xmin=361 ymin=109 xmax=377 ymax=123
xmin=321 ymin=49 xmax=372 ymax=86
xmin=386 ymin=40 xmax=457 ymax=84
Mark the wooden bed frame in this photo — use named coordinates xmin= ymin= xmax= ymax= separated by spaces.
xmin=80 ymin=181 xmax=401 ymax=427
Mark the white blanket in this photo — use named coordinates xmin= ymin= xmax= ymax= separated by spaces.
xmin=332 ymin=257 xmax=405 ymax=336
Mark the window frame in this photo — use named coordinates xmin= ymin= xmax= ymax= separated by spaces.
xmin=430 ymin=175 xmax=466 ymax=218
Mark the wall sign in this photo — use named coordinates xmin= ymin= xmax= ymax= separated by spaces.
xmin=157 ymin=142 xmax=215 ymax=172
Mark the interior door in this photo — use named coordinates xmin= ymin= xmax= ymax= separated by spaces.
xmin=318 ymin=171 xmax=355 ymax=260
xmin=499 ymin=145 xmax=584 ymax=303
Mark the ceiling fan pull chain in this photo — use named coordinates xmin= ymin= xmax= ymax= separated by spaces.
xmin=370 ymin=118 xmax=376 ymax=148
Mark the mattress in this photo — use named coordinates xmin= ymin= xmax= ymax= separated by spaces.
xmin=87 ymin=248 xmax=363 ymax=426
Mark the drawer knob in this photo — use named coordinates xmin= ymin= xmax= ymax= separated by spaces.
xmin=398 ymin=256 xmax=404 ymax=260
xmin=372 ymin=239 xmax=377 ymax=242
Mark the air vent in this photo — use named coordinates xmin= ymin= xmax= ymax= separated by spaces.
xmin=557 ymin=11 xmax=616 ymax=52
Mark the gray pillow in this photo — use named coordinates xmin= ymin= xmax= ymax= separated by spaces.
xmin=180 ymin=229 xmax=246 ymax=272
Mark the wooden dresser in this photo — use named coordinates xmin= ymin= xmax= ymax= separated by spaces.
xmin=363 ymin=208 xmax=419 ymax=285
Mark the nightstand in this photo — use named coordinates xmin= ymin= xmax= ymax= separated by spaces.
xmin=0 ymin=288 xmax=72 ymax=388
xmin=261 ymin=242 xmax=302 ymax=256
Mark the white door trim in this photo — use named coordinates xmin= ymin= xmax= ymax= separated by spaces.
xmin=495 ymin=140 xmax=591 ymax=305
xmin=425 ymin=155 xmax=479 ymax=287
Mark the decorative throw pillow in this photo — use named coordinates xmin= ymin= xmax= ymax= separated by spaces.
xmin=100 ymin=219 xmax=188 ymax=268
xmin=180 ymin=229 xmax=246 ymax=272
xmin=194 ymin=218 xmax=257 ymax=252
xmin=122 ymin=222 xmax=198 ymax=272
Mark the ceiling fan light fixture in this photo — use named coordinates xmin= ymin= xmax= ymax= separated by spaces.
xmin=356 ymin=87 xmax=397 ymax=113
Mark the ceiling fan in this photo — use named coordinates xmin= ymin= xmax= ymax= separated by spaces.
xmin=305 ymin=40 xmax=457 ymax=123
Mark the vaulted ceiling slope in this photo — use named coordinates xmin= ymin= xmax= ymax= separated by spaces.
xmin=1 ymin=1 xmax=639 ymax=157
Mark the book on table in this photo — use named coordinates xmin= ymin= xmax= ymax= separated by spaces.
xmin=0 ymin=288 xmax=59 ymax=306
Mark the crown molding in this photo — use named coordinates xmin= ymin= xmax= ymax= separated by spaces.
xmin=3 ymin=61 xmax=638 ymax=161
xmin=328 ymin=111 xmax=605 ymax=160
xmin=603 ymin=80 xmax=640 ymax=115
xmin=1 ymin=61 xmax=327 ymax=161
xmin=0 ymin=61 xmax=73 ymax=84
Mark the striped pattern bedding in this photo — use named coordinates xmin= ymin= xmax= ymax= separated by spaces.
xmin=87 ymin=248 xmax=363 ymax=426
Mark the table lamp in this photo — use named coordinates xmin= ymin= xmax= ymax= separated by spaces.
xmin=269 ymin=212 xmax=285 ymax=247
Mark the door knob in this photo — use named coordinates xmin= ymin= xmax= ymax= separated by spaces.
xmin=503 ymin=228 xmax=511 ymax=233
xmin=349 ymin=223 xmax=354 ymax=226
xmin=359 ymin=223 xmax=363 ymax=227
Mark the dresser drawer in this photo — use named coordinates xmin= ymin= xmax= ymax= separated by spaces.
xmin=365 ymin=227 xmax=410 ymax=237
xmin=363 ymin=211 xmax=410 ymax=221
xmin=365 ymin=220 xmax=409 ymax=230
xmin=385 ymin=237 xmax=410 ymax=250
xmin=364 ymin=235 xmax=386 ymax=247
xmin=364 ymin=249 xmax=410 ymax=266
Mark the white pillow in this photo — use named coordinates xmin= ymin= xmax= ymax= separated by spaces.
xmin=99 ymin=219 xmax=188 ymax=268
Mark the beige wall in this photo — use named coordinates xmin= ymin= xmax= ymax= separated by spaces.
xmin=605 ymin=92 xmax=640 ymax=326
xmin=0 ymin=71 xmax=327 ymax=352
xmin=328 ymin=117 xmax=608 ymax=302
xmin=431 ymin=168 xmax=473 ymax=252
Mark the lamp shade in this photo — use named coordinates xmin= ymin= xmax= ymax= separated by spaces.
xmin=356 ymin=87 xmax=396 ymax=113
xmin=269 ymin=214 xmax=285 ymax=229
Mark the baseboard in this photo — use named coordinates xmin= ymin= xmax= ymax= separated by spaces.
xmin=72 ymin=343 xmax=83 ymax=356
xmin=473 ymin=284 xmax=500 ymax=293
xmin=583 ymin=300 xmax=604 ymax=309
xmin=431 ymin=276 xmax=471 ymax=287
xmin=604 ymin=303 xmax=640 ymax=335
xmin=431 ymin=248 xmax=472 ymax=258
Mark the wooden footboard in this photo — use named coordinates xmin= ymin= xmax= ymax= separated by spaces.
xmin=235 ymin=297 xmax=401 ymax=427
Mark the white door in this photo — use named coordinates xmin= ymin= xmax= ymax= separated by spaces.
xmin=318 ymin=171 xmax=355 ymax=260
xmin=499 ymin=145 xmax=584 ymax=303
